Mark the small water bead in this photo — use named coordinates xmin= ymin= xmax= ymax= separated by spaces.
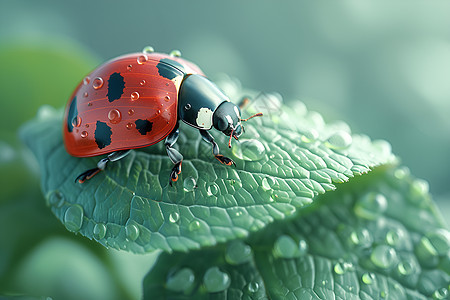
xmin=137 ymin=54 xmax=148 ymax=65
xmin=81 ymin=131 xmax=88 ymax=138
xmin=298 ymin=239 xmax=308 ymax=256
xmin=425 ymin=229 xmax=450 ymax=256
xmin=354 ymin=192 xmax=387 ymax=220
xmin=166 ymin=268 xmax=195 ymax=292
xmin=142 ymin=46 xmax=155 ymax=54
xmin=127 ymin=64 xmax=133 ymax=71
xmin=433 ymin=288 xmax=449 ymax=299
xmin=83 ymin=92 xmax=88 ymax=97
xmin=349 ymin=227 xmax=373 ymax=248
xmin=301 ymin=129 xmax=319 ymax=143
xmin=362 ymin=272 xmax=376 ymax=285
xmin=189 ymin=219 xmax=201 ymax=231
xmin=88 ymin=102 xmax=92 ymax=106
xmin=183 ymin=177 xmax=196 ymax=192
xmin=231 ymin=139 xmax=266 ymax=161
xmin=93 ymin=223 xmax=107 ymax=240
xmin=125 ymin=224 xmax=139 ymax=241
xmin=273 ymin=235 xmax=301 ymax=259
xmin=131 ymin=92 xmax=140 ymax=101
xmin=334 ymin=261 xmax=353 ymax=275
xmin=170 ymin=49 xmax=181 ymax=57
xmin=47 ymin=190 xmax=64 ymax=208
xmin=83 ymin=76 xmax=90 ymax=85
xmin=225 ymin=240 xmax=252 ymax=265
xmin=139 ymin=79 xmax=146 ymax=86
xmin=126 ymin=123 xmax=135 ymax=130
xmin=108 ymin=109 xmax=122 ymax=124
xmin=326 ymin=131 xmax=353 ymax=150
xmin=169 ymin=212 xmax=180 ymax=223
xmin=261 ymin=176 xmax=276 ymax=191
xmin=64 ymin=205 xmax=84 ymax=232
xmin=164 ymin=95 xmax=170 ymax=102
xmin=203 ymin=267 xmax=231 ymax=293
xmin=397 ymin=260 xmax=415 ymax=275
xmin=370 ymin=245 xmax=398 ymax=269
xmin=128 ymin=109 xmax=134 ymax=116
xmin=71 ymin=116 xmax=82 ymax=127
xmin=247 ymin=282 xmax=259 ymax=293
xmin=92 ymin=77 xmax=104 ymax=89
xmin=207 ymin=183 xmax=219 ymax=196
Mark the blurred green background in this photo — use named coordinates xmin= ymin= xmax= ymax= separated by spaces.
xmin=0 ymin=1 xmax=449 ymax=299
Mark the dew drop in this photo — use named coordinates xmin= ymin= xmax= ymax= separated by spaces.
xmin=127 ymin=64 xmax=133 ymax=71
xmin=203 ymin=267 xmax=231 ymax=293
xmin=325 ymin=131 xmax=352 ymax=150
xmin=370 ymin=245 xmax=398 ymax=269
xmin=169 ymin=212 xmax=180 ymax=223
xmin=93 ymin=223 xmax=107 ymax=240
xmin=301 ymin=129 xmax=319 ymax=143
xmin=432 ymin=288 xmax=449 ymax=299
xmin=261 ymin=176 xmax=276 ymax=191
xmin=126 ymin=122 xmax=135 ymax=130
xmin=247 ymin=282 xmax=259 ymax=293
xmin=47 ymin=190 xmax=65 ymax=208
xmin=334 ymin=262 xmax=346 ymax=275
xmin=207 ymin=183 xmax=220 ymax=196
xmin=298 ymin=239 xmax=308 ymax=256
xmin=362 ymin=272 xmax=376 ymax=285
xmin=231 ymin=139 xmax=266 ymax=161
xmin=83 ymin=92 xmax=88 ymax=97
xmin=83 ymin=76 xmax=90 ymax=85
xmin=137 ymin=54 xmax=148 ymax=64
xmin=71 ymin=116 xmax=82 ymax=127
xmin=92 ymin=77 xmax=104 ymax=90
xmin=64 ymin=205 xmax=84 ymax=232
xmin=128 ymin=109 xmax=134 ymax=116
xmin=125 ymin=224 xmax=139 ymax=241
xmin=81 ymin=131 xmax=88 ymax=138
xmin=189 ymin=219 xmax=201 ymax=231
xmin=142 ymin=46 xmax=155 ymax=53
xmin=166 ymin=268 xmax=195 ymax=292
xmin=170 ymin=49 xmax=181 ymax=57
xmin=164 ymin=95 xmax=170 ymax=102
xmin=107 ymin=109 xmax=122 ymax=124
xmin=273 ymin=235 xmax=300 ymax=259
xmin=386 ymin=229 xmax=401 ymax=247
xmin=131 ymin=92 xmax=140 ymax=101
xmin=397 ymin=260 xmax=415 ymax=275
xmin=183 ymin=177 xmax=196 ymax=192
xmin=349 ymin=227 xmax=373 ymax=248
xmin=139 ymin=79 xmax=146 ymax=86
xmin=225 ymin=240 xmax=252 ymax=265
xmin=354 ymin=192 xmax=387 ymax=220
xmin=425 ymin=229 xmax=450 ymax=256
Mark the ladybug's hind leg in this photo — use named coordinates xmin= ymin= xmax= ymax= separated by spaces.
xmin=76 ymin=150 xmax=130 ymax=183
xmin=199 ymin=130 xmax=236 ymax=167
xmin=165 ymin=124 xmax=183 ymax=186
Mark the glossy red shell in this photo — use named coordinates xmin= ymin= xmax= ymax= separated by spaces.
xmin=63 ymin=52 xmax=203 ymax=157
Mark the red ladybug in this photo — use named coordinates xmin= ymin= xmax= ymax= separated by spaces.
xmin=63 ymin=48 xmax=262 ymax=184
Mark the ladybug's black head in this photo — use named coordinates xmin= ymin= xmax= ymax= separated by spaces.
xmin=213 ymin=102 xmax=242 ymax=136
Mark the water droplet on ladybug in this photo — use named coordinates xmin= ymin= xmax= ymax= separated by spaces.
xmin=88 ymin=102 xmax=92 ymax=106
xmin=157 ymin=109 xmax=161 ymax=114
xmin=83 ymin=92 xmax=88 ymax=97
xmin=81 ymin=131 xmax=88 ymax=138
xmin=164 ymin=95 xmax=170 ymax=102
xmin=85 ymin=124 xmax=89 ymax=128
xmin=131 ymin=92 xmax=140 ymax=101
xmin=165 ymin=82 xmax=169 ymax=86
xmin=83 ymin=76 xmax=90 ymax=85
xmin=127 ymin=64 xmax=132 ymax=71
xmin=93 ymin=77 xmax=104 ymax=90
xmin=126 ymin=122 xmax=134 ymax=130
xmin=128 ymin=109 xmax=134 ymax=116
xmin=72 ymin=116 xmax=82 ymax=127
xmin=137 ymin=54 xmax=148 ymax=64
xmin=139 ymin=79 xmax=146 ymax=86
xmin=170 ymin=50 xmax=181 ymax=57
xmin=108 ymin=109 xmax=122 ymax=124
xmin=142 ymin=46 xmax=154 ymax=53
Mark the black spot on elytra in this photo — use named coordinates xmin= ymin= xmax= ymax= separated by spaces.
xmin=107 ymin=72 xmax=125 ymax=102
xmin=135 ymin=119 xmax=153 ymax=135
xmin=94 ymin=121 xmax=112 ymax=149
xmin=67 ymin=96 xmax=78 ymax=132
xmin=156 ymin=59 xmax=185 ymax=80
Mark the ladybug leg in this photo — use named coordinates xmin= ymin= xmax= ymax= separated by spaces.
xmin=165 ymin=124 xmax=183 ymax=186
xmin=76 ymin=150 xmax=130 ymax=183
xmin=199 ymin=130 xmax=236 ymax=167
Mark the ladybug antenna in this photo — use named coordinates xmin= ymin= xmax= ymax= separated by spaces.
xmin=241 ymin=112 xmax=263 ymax=122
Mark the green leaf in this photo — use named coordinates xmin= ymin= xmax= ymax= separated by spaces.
xmin=143 ymin=166 xmax=450 ymax=299
xmin=21 ymin=93 xmax=395 ymax=253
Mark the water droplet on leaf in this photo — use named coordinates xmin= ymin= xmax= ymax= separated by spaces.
xmin=170 ymin=50 xmax=181 ymax=57
xmin=203 ymin=267 xmax=231 ymax=293
xmin=93 ymin=223 xmax=106 ymax=240
xmin=354 ymin=192 xmax=387 ymax=220
xmin=183 ymin=177 xmax=196 ymax=192
xmin=432 ymin=288 xmax=449 ymax=299
xmin=169 ymin=212 xmax=180 ymax=223
xmin=225 ymin=240 xmax=252 ymax=265
xmin=142 ymin=46 xmax=154 ymax=53
xmin=166 ymin=268 xmax=195 ymax=292
xmin=125 ymin=224 xmax=139 ymax=241
xmin=47 ymin=190 xmax=64 ymax=208
xmin=207 ymin=183 xmax=219 ymax=196
xmin=362 ymin=272 xmax=376 ymax=285
xmin=261 ymin=176 xmax=276 ymax=191
xmin=232 ymin=139 xmax=266 ymax=161
xmin=370 ymin=245 xmax=398 ymax=269
xmin=326 ymin=131 xmax=352 ymax=149
xmin=301 ymin=129 xmax=319 ymax=143
xmin=64 ymin=205 xmax=84 ymax=232
xmin=273 ymin=235 xmax=300 ymax=259
xmin=247 ymin=282 xmax=259 ymax=293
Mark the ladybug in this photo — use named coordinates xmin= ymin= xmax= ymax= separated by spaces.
xmin=63 ymin=48 xmax=262 ymax=184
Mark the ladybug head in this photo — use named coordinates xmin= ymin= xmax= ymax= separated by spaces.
xmin=213 ymin=102 xmax=262 ymax=148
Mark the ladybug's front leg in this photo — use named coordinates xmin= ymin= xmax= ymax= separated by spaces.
xmin=199 ymin=130 xmax=236 ymax=167
xmin=76 ymin=150 xmax=130 ymax=183
xmin=165 ymin=124 xmax=183 ymax=186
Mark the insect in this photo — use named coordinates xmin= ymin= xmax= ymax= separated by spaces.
xmin=63 ymin=48 xmax=262 ymax=184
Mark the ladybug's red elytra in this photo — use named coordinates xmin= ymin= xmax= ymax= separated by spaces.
xmin=63 ymin=48 xmax=262 ymax=184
